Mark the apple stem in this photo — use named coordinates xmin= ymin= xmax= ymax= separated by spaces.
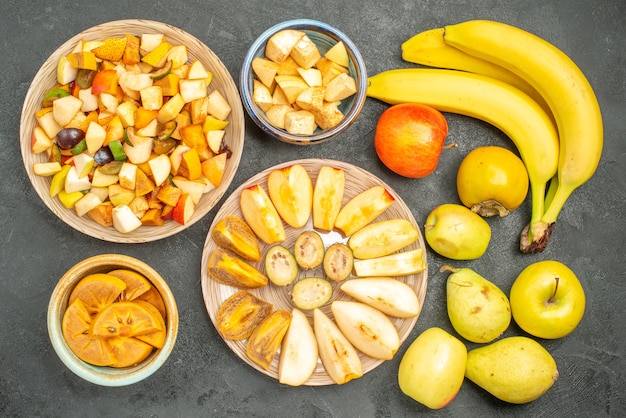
xmin=548 ymin=276 xmax=560 ymax=303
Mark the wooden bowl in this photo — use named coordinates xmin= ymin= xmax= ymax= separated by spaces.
xmin=20 ymin=19 xmax=245 ymax=243
xmin=47 ymin=254 xmax=178 ymax=386
xmin=201 ymin=159 xmax=428 ymax=385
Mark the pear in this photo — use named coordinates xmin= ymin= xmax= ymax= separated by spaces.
xmin=465 ymin=336 xmax=559 ymax=404
xmin=443 ymin=266 xmax=511 ymax=343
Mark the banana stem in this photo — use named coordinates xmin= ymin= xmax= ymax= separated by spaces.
xmin=520 ymin=181 xmax=552 ymax=253
xmin=541 ymin=182 xmax=575 ymax=224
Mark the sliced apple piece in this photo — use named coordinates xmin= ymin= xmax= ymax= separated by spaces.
xmin=331 ymin=301 xmax=400 ymax=360
xmin=36 ymin=109 xmax=63 ymax=139
xmin=112 ymin=204 xmax=142 ymax=233
xmin=265 ymin=104 xmax=294 ymax=130
xmin=353 ymin=249 xmax=426 ymax=277
xmin=91 ymin=168 xmax=119 ymax=188
xmin=251 ymin=57 xmax=279 ymax=89
xmin=187 ymin=59 xmax=212 ymax=82
xmin=285 ymin=110 xmax=317 ymax=135
xmin=206 ymin=129 xmax=225 ymax=154
xmin=334 ymin=185 xmax=395 ymax=237
xmin=53 ymin=95 xmax=83 ymax=126
xmin=119 ymin=71 xmax=153 ymax=92
xmin=148 ymin=154 xmax=171 ymax=187
xmin=157 ymin=93 xmax=185 ymax=123
xmin=312 ymin=166 xmax=345 ymax=231
xmin=274 ymin=75 xmax=309 ymax=104
xmin=57 ymin=55 xmax=78 ymax=85
xmin=172 ymin=192 xmax=195 ymax=225
xmin=313 ymin=308 xmax=362 ymax=385
xmin=278 ymin=308 xmax=318 ymax=386
xmin=348 ymin=219 xmax=419 ymax=259
xmin=179 ymin=78 xmax=208 ymax=103
xmin=324 ymin=72 xmax=357 ymax=102
xmin=33 ymin=162 xmax=62 ymax=177
xmin=171 ymin=176 xmax=205 ymax=205
xmin=78 ymin=88 xmax=99 ymax=113
xmin=201 ymin=152 xmax=227 ymax=187
xmin=206 ymin=90 xmax=231 ymax=121
xmin=74 ymin=192 xmax=103 ymax=217
xmin=265 ymin=29 xmax=305 ymax=63
xmin=118 ymin=162 xmax=137 ymax=190
xmin=340 ymin=278 xmax=420 ymax=318
xmin=31 ymin=126 xmax=53 ymax=154
xmin=64 ymin=166 xmax=91 ymax=194
xmin=290 ymin=34 xmax=321 ymax=69
xmin=109 ymin=184 xmax=136 ymax=207
xmin=295 ymin=86 xmax=325 ymax=111
xmin=267 ymin=164 xmax=312 ymax=228
xmin=140 ymin=33 xmax=165 ymax=53
xmin=72 ymin=153 xmax=94 ymax=178
xmin=324 ymin=41 xmax=350 ymax=67
xmin=240 ymin=184 xmax=286 ymax=245
xmin=253 ymin=80 xmax=273 ymax=112
xmin=297 ymin=67 xmax=323 ymax=87
xmin=85 ymin=121 xmax=106 ymax=154
xmin=122 ymin=135 xmax=153 ymax=165
xmin=169 ymin=144 xmax=191 ymax=176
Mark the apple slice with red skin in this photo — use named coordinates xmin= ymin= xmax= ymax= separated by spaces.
xmin=240 ymin=184 xmax=285 ymax=245
xmin=334 ymin=185 xmax=395 ymax=237
xmin=312 ymin=166 xmax=345 ymax=231
xmin=267 ymin=164 xmax=312 ymax=228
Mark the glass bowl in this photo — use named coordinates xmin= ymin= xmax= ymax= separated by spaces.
xmin=240 ymin=19 xmax=367 ymax=145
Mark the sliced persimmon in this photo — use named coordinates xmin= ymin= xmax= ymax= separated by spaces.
xmin=107 ymin=336 xmax=154 ymax=368
xmin=62 ymin=299 xmax=116 ymax=366
xmin=91 ymin=301 xmax=164 ymax=339
xmin=107 ymin=269 xmax=152 ymax=301
xmin=68 ymin=273 xmax=127 ymax=315
xmin=135 ymin=286 xmax=167 ymax=319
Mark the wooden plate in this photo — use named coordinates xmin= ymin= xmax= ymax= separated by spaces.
xmin=20 ymin=19 xmax=245 ymax=243
xmin=201 ymin=159 xmax=428 ymax=386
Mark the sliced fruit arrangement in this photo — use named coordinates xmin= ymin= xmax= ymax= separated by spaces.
xmin=251 ymin=30 xmax=357 ymax=134
xmin=368 ymin=19 xmax=603 ymax=253
xmin=62 ymin=270 xmax=167 ymax=368
xmin=205 ymin=161 xmax=426 ymax=385
xmin=30 ymin=33 xmax=236 ymax=233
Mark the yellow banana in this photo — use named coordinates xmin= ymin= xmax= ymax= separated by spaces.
xmin=401 ymin=28 xmax=551 ymax=114
xmin=366 ymin=68 xmax=559 ymax=230
xmin=443 ymin=20 xmax=603 ymax=253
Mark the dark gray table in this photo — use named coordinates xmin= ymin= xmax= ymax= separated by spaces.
xmin=2 ymin=1 xmax=624 ymax=416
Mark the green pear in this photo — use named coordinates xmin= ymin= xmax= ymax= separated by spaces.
xmin=443 ymin=265 xmax=511 ymax=343
xmin=465 ymin=336 xmax=559 ymax=404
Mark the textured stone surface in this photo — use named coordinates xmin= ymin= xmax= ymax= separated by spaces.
xmin=1 ymin=0 xmax=625 ymax=416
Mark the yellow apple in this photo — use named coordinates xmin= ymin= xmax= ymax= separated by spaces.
xmin=510 ymin=260 xmax=585 ymax=339
xmin=398 ymin=327 xmax=467 ymax=409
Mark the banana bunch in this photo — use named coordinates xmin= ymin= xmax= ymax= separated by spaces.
xmin=368 ymin=20 xmax=603 ymax=253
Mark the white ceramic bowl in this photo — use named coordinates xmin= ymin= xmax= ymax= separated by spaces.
xmin=47 ymin=254 xmax=178 ymax=386
xmin=240 ymin=19 xmax=367 ymax=145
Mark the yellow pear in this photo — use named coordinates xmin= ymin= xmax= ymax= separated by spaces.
xmin=443 ymin=265 xmax=511 ymax=343
xmin=465 ymin=336 xmax=559 ymax=404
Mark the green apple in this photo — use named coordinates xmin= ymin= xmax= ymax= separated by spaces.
xmin=424 ymin=203 xmax=491 ymax=260
xmin=510 ymin=260 xmax=585 ymax=339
